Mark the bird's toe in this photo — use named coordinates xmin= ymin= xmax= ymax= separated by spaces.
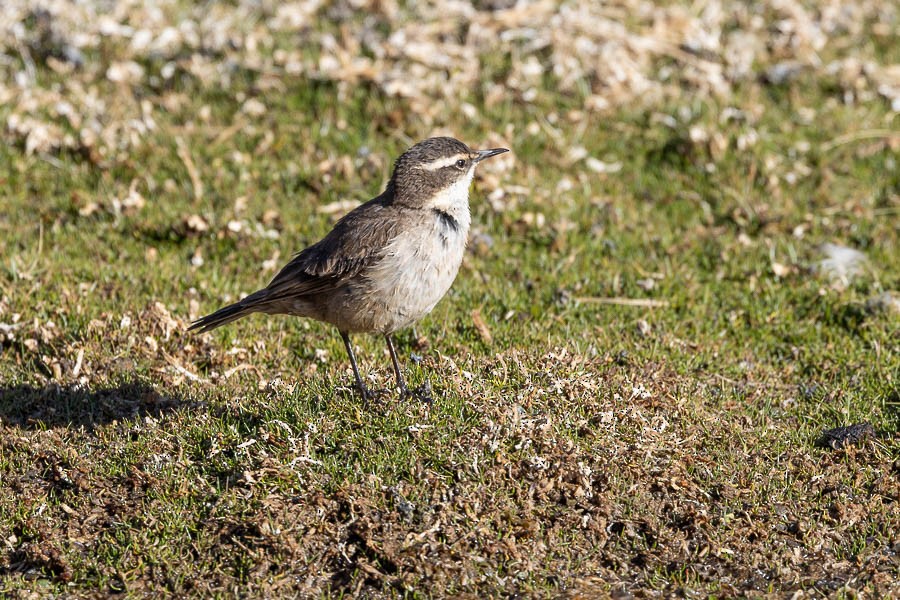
xmin=402 ymin=381 xmax=434 ymax=406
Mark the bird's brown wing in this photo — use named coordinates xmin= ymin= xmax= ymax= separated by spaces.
xmin=261 ymin=195 xmax=403 ymax=301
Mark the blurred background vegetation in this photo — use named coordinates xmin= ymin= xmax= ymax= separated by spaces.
xmin=0 ymin=0 xmax=897 ymax=597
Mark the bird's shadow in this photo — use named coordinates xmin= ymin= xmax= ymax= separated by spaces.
xmin=0 ymin=380 xmax=187 ymax=431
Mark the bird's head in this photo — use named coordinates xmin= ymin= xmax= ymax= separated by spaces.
xmin=389 ymin=137 xmax=508 ymax=209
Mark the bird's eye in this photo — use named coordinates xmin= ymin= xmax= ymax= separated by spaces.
xmin=455 ymin=159 xmax=466 ymax=169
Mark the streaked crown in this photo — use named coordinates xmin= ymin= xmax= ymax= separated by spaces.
xmin=390 ymin=137 xmax=508 ymax=206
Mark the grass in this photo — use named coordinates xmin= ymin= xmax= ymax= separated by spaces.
xmin=1 ymin=6 xmax=898 ymax=598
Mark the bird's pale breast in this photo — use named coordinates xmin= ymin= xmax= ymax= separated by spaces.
xmin=323 ymin=206 xmax=470 ymax=334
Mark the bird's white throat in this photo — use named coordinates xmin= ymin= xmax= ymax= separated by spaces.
xmin=426 ymin=168 xmax=475 ymax=230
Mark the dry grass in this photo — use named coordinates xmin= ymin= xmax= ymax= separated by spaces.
xmin=1 ymin=0 xmax=898 ymax=597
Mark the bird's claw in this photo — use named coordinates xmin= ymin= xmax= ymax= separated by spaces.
xmin=400 ymin=381 xmax=434 ymax=406
xmin=360 ymin=387 xmax=392 ymax=403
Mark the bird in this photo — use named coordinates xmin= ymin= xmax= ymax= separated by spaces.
xmin=189 ymin=136 xmax=509 ymax=401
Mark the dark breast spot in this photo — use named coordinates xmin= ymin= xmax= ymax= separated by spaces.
xmin=433 ymin=208 xmax=459 ymax=234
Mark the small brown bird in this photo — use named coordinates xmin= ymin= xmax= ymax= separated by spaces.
xmin=190 ymin=137 xmax=508 ymax=400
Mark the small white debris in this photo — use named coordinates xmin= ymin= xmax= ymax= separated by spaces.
xmin=772 ymin=262 xmax=792 ymax=278
xmin=185 ymin=214 xmax=209 ymax=233
xmin=106 ymin=61 xmax=144 ymax=84
xmin=585 ymin=158 xmax=623 ymax=174
xmin=241 ymin=98 xmax=267 ymax=116
xmin=262 ymin=250 xmax=281 ymax=271
xmin=815 ymin=243 xmax=867 ymax=286
xmin=566 ymin=146 xmax=589 ymax=163
xmin=529 ymin=455 xmax=549 ymax=471
xmin=636 ymin=319 xmax=652 ymax=337
xmin=630 ymin=383 xmax=652 ymax=400
xmin=317 ymin=200 xmax=360 ymax=215
xmin=866 ymin=291 xmax=900 ymax=315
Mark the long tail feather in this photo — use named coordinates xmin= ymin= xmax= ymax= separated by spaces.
xmin=188 ymin=290 xmax=269 ymax=333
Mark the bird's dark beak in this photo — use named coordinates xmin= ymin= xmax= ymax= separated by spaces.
xmin=474 ymin=148 xmax=509 ymax=163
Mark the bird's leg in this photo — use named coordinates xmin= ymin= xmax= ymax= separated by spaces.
xmin=386 ymin=333 xmax=433 ymax=405
xmin=384 ymin=333 xmax=409 ymax=396
xmin=340 ymin=331 xmax=369 ymax=400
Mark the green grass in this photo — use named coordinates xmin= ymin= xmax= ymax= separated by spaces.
xmin=1 ymin=7 xmax=898 ymax=598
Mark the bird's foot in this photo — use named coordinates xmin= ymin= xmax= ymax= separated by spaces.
xmin=400 ymin=381 xmax=434 ymax=406
xmin=360 ymin=386 xmax=392 ymax=403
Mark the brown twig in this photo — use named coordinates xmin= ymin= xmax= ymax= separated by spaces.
xmin=175 ymin=136 xmax=203 ymax=204
xmin=821 ymin=129 xmax=898 ymax=152
xmin=575 ymin=296 xmax=669 ymax=308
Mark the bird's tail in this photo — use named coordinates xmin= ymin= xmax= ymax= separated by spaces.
xmin=188 ymin=290 xmax=270 ymax=333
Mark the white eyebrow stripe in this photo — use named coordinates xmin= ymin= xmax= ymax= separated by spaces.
xmin=419 ymin=153 xmax=468 ymax=171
